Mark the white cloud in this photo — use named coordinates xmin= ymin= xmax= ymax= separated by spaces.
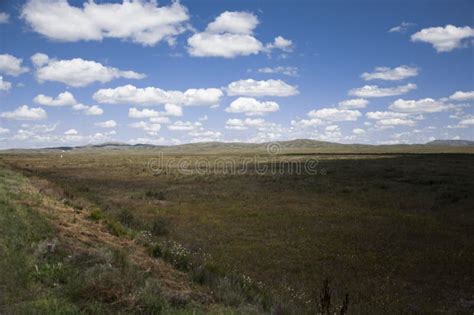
xmin=149 ymin=116 xmax=171 ymax=124
xmin=129 ymin=107 xmax=160 ymax=119
xmin=22 ymin=0 xmax=190 ymax=46
xmin=163 ymin=103 xmax=183 ymax=116
xmin=338 ymin=98 xmax=369 ymax=109
xmin=64 ymin=129 xmax=78 ymax=135
xmin=325 ymin=125 xmax=339 ymax=132
xmin=225 ymin=118 xmax=266 ymax=130
xmin=449 ymin=90 xmax=474 ymax=101
xmin=0 ymin=105 xmax=47 ymax=120
xmin=0 ymin=12 xmax=9 ymax=24
xmin=225 ymin=97 xmax=279 ymax=116
xmin=95 ymin=120 xmax=116 ymax=128
xmin=168 ymin=120 xmax=202 ymax=131
xmin=389 ymin=98 xmax=451 ymax=113
xmin=352 ymin=128 xmax=365 ymax=134
xmin=187 ymin=32 xmax=263 ymax=58
xmin=290 ymin=118 xmax=323 ymax=129
xmin=82 ymin=105 xmax=103 ymax=116
xmin=266 ymin=36 xmax=293 ymax=52
xmin=34 ymin=91 xmax=77 ymax=106
xmin=31 ymin=53 xmax=145 ymax=87
xmin=411 ymin=25 xmax=474 ymax=52
xmin=93 ymin=84 xmax=222 ymax=106
xmin=460 ymin=118 xmax=474 ymax=126
xmin=206 ymin=11 xmax=258 ymax=35
xmin=366 ymin=111 xmax=417 ymax=128
xmin=388 ymin=22 xmax=415 ymax=33
xmin=33 ymin=91 xmax=103 ymax=116
xmin=187 ymin=11 xmax=291 ymax=58
xmin=349 ymin=83 xmax=416 ymax=98
xmin=308 ymin=108 xmax=361 ymax=121
xmin=257 ymin=66 xmax=298 ymax=77
xmin=227 ymin=79 xmax=298 ymax=97
xmin=0 ymin=54 xmax=29 ymax=76
xmin=0 ymin=126 xmax=10 ymax=134
xmin=366 ymin=111 xmax=410 ymax=120
xmin=376 ymin=118 xmax=416 ymax=127
xmin=361 ymin=65 xmax=419 ymax=81
xmin=129 ymin=121 xmax=161 ymax=135
xmin=0 ymin=76 xmax=12 ymax=91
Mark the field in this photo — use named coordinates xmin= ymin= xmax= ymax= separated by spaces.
xmin=1 ymin=147 xmax=473 ymax=313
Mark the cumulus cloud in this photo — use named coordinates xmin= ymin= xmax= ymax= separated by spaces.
xmin=83 ymin=105 xmax=104 ymax=116
xmin=449 ymin=90 xmax=474 ymax=101
xmin=0 ymin=127 xmax=10 ymax=134
xmin=188 ymin=33 xmax=263 ymax=58
xmin=34 ymin=91 xmax=77 ymax=106
xmin=128 ymin=104 xmax=176 ymax=124
xmin=361 ymin=66 xmax=419 ymax=81
xmin=389 ymin=98 xmax=451 ymax=113
xmin=129 ymin=121 xmax=161 ymax=135
xmin=0 ymin=12 xmax=9 ymax=24
xmin=366 ymin=111 xmax=410 ymax=120
xmin=257 ymin=66 xmax=298 ymax=77
xmin=266 ymin=36 xmax=293 ymax=52
xmin=0 ymin=54 xmax=29 ymax=76
xmin=33 ymin=90 xmax=103 ymax=116
xmin=411 ymin=25 xmax=474 ymax=52
xmin=307 ymin=108 xmax=361 ymax=122
xmin=225 ymin=97 xmax=279 ymax=116
xmin=31 ymin=53 xmax=145 ymax=87
xmin=187 ymin=11 xmax=292 ymax=58
xmin=0 ymin=105 xmax=47 ymax=120
xmin=388 ymin=22 xmax=415 ymax=33
xmin=290 ymin=118 xmax=323 ymax=129
xmin=227 ymin=79 xmax=298 ymax=97
xmin=366 ymin=111 xmax=417 ymax=128
xmin=206 ymin=11 xmax=258 ymax=35
xmin=95 ymin=120 xmax=117 ymax=128
xmin=168 ymin=120 xmax=202 ymax=131
xmin=338 ymin=98 xmax=369 ymax=109
xmin=64 ymin=129 xmax=78 ymax=135
xmin=349 ymin=83 xmax=416 ymax=98
xmin=460 ymin=117 xmax=474 ymax=126
xmin=21 ymin=0 xmax=190 ymax=46
xmin=93 ymin=84 xmax=222 ymax=106
xmin=352 ymin=128 xmax=365 ymax=134
xmin=225 ymin=118 xmax=266 ymax=130
xmin=0 ymin=76 xmax=12 ymax=91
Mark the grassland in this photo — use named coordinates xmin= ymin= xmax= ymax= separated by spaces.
xmin=1 ymin=147 xmax=473 ymax=313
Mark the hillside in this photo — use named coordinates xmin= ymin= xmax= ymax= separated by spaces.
xmin=3 ymin=138 xmax=474 ymax=154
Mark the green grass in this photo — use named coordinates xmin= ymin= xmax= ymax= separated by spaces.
xmin=2 ymin=152 xmax=474 ymax=313
xmin=0 ymin=165 xmax=252 ymax=314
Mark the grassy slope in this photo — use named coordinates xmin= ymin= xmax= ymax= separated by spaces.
xmin=0 ymin=165 xmax=265 ymax=314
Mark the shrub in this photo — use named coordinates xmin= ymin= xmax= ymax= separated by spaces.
xmin=106 ymin=220 xmax=127 ymax=237
xmin=117 ymin=208 xmax=136 ymax=228
xmin=148 ymin=243 xmax=163 ymax=258
xmin=150 ymin=217 xmax=169 ymax=236
xmin=145 ymin=190 xmax=165 ymax=200
xmin=88 ymin=209 xmax=103 ymax=221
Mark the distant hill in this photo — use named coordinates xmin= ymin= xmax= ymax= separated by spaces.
xmin=425 ymin=140 xmax=474 ymax=147
xmin=2 ymin=139 xmax=474 ymax=154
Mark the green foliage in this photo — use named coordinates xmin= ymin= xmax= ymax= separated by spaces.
xmin=106 ymin=219 xmax=127 ymax=237
xmin=150 ymin=217 xmax=169 ymax=236
xmin=88 ymin=208 xmax=103 ymax=221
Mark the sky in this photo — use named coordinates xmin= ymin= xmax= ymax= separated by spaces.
xmin=0 ymin=0 xmax=473 ymax=148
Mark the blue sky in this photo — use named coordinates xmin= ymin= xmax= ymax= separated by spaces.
xmin=0 ymin=0 xmax=473 ymax=148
